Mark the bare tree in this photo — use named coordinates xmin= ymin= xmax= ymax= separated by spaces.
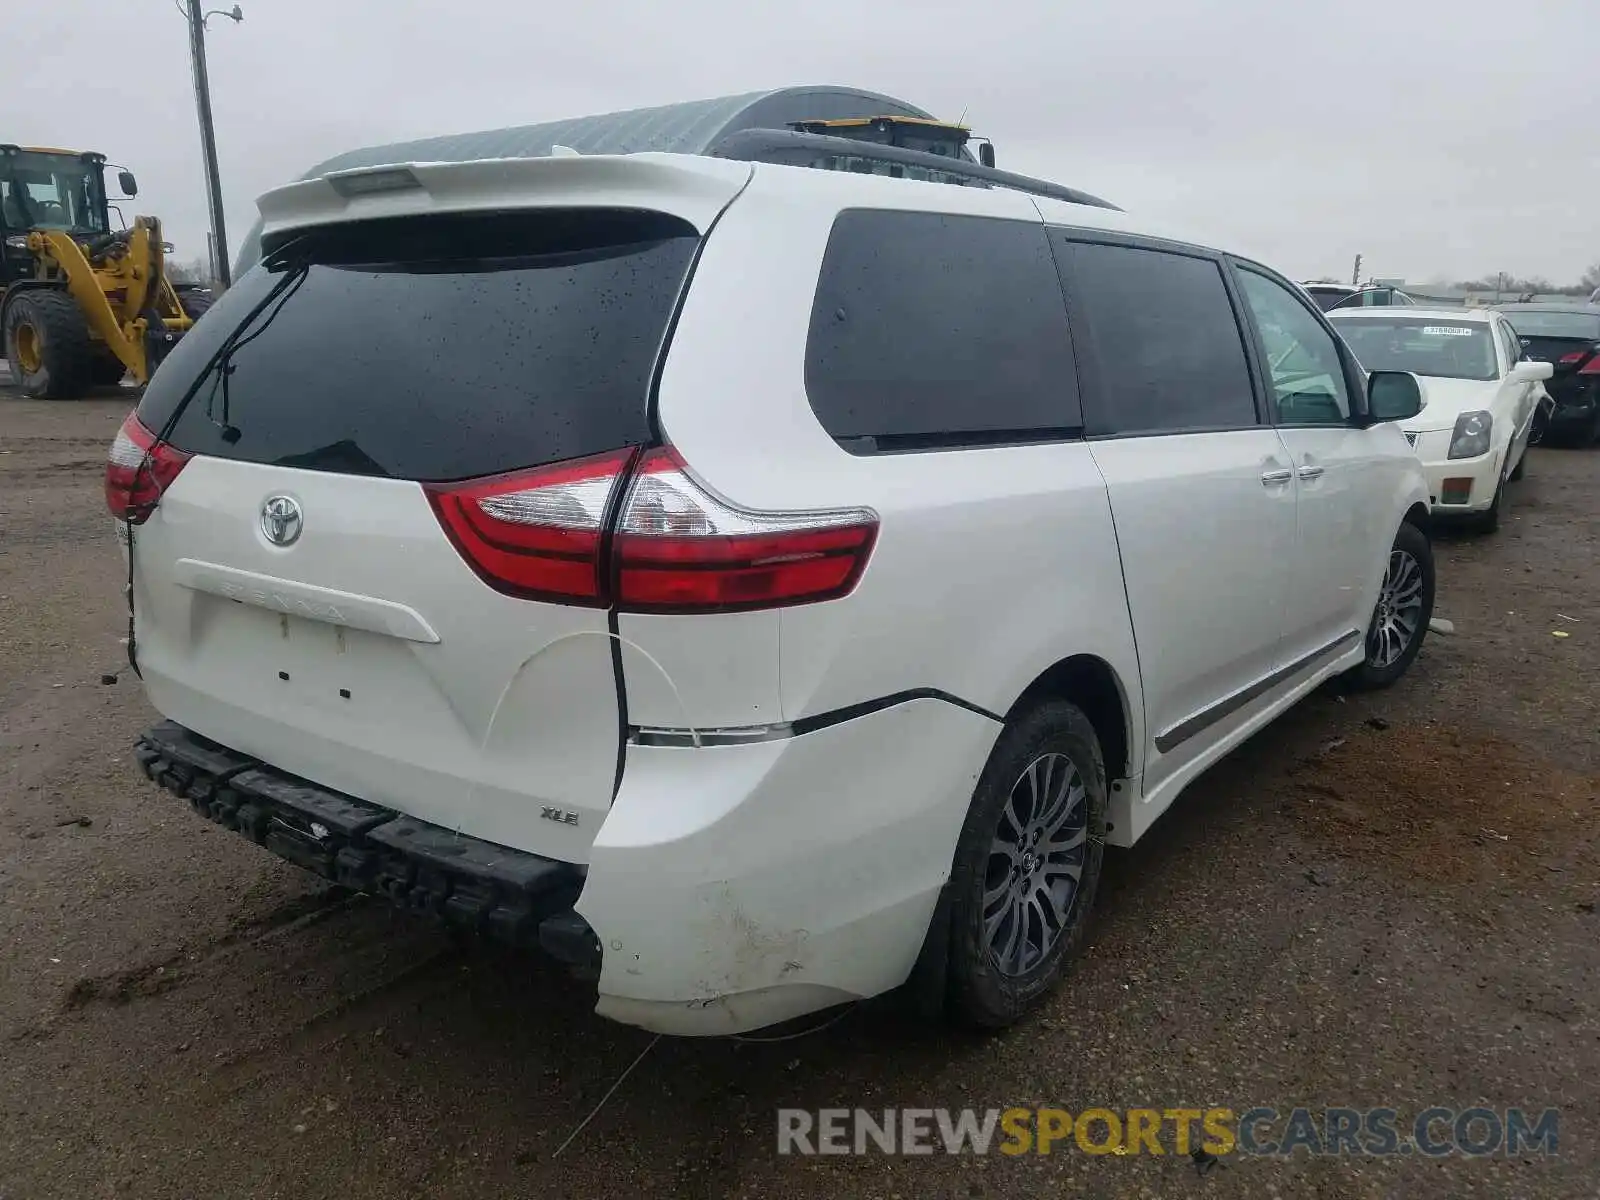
xmin=1582 ymin=262 xmax=1600 ymax=292
xmin=1455 ymin=273 xmax=1558 ymax=295
xmin=165 ymin=257 xmax=210 ymax=285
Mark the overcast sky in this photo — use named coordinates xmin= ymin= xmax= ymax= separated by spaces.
xmin=10 ymin=0 xmax=1594 ymax=285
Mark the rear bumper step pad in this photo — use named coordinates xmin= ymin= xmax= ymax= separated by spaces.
xmin=134 ymin=721 xmax=599 ymax=968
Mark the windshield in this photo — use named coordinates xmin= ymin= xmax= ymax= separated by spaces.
xmin=0 ymin=152 xmax=108 ymax=234
xmin=1498 ymin=310 xmax=1600 ymax=341
xmin=1332 ymin=317 xmax=1498 ymax=381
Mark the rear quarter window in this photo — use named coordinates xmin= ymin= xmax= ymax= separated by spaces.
xmin=804 ymin=209 xmax=1081 ymax=453
xmin=138 ymin=209 xmax=700 ymax=482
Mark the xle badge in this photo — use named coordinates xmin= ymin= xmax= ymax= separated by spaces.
xmin=541 ymin=807 xmax=580 ymax=826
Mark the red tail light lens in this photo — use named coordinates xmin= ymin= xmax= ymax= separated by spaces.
xmin=613 ymin=447 xmax=877 ymax=613
xmin=1578 ymin=348 xmax=1600 ymax=375
xmin=426 ymin=446 xmax=878 ymax=612
xmin=105 ymin=412 xmax=190 ymax=524
xmin=423 ymin=449 xmax=634 ymax=605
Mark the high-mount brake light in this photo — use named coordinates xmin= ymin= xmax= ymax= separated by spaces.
xmin=105 ymin=412 xmax=190 ymax=523
xmin=326 ymin=167 xmax=423 ymax=198
xmin=425 ymin=446 xmax=879 ymax=613
xmin=612 ymin=447 xmax=878 ymax=614
xmin=423 ymin=449 xmax=635 ymax=606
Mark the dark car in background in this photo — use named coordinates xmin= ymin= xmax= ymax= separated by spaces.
xmin=1301 ymin=282 xmax=1417 ymax=312
xmin=1495 ymin=303 xmax=1600 ymax=444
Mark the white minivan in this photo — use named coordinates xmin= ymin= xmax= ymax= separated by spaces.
xmin=114 ymin=147 xmax=1433 ymax=1036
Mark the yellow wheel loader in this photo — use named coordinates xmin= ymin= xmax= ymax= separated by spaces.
xmin=1 ymin=144 xmax=211 ymax=399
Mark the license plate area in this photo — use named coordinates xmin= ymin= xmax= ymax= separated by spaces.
xmin=192 ymin=595 xmax=387 ymax=713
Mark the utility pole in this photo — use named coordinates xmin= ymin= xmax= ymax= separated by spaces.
xmin=1351 ymin=254 xmax=1362 ymax=287
xmin=184 ymin=3 xmax=243 ymax=287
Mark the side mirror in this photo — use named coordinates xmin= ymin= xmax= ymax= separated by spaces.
xmin=117 ymin=170 xmax=138 ymax=197
xmin=1368 ymin=371 xmax=1423 ymax=422
xmin=1508 ymin=360 xmax=1553 ymax=384
xmin=978 ymin=142 xmax=996 ymax=169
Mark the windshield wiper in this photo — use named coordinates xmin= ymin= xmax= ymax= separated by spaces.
xmin=204 ymin=264 xmax=310 ymax=441
xmin=152 ymin=245 xmax=313 ymax=447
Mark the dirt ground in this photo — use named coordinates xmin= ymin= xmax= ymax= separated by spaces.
xmin=2 ymin=391 xmax=1597 ymax=1200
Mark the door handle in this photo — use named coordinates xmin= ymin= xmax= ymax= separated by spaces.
xmin=1297 ymin=465 xmax=1325 ymax=481
xmin=1261 ymin=468 xmax=1294 ymax=485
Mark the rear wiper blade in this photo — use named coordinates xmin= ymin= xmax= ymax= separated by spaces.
xmin=204 ymin=263 xmax=311 ymax=441
xmin=152 ymin=249 xmax=313 ymax=447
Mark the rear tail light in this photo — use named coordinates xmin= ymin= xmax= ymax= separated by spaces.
xmin=425 ymin=445 xmax=878 ymax=613
xmin=1559 ymin=349 xmax=1590 ymax=364
xmin=105 ymin=412 xmax=190 ymax=523
xmin=1578 ymin=348 xmax=1600 ymax=375
xmin=613 ymin=447 xmax=877 ymax=613
xmin=423 ymin=448 xmax=635 ymax=606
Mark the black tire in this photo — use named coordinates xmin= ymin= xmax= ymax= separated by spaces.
xmin=179 ymin=289 xmax=215 ymax=323
xmin=90 ymin=353 xmax=127 ymax=388
xmin=2 ymin=289 xmax=94 ymax=399
xmin=1470 ymin=474 xmax=1505 ymax=534
xmin=1346 ymin=521 xmax=1434 ymax=691
xmin=946 ymin=699 xmax=1107 ymax=1029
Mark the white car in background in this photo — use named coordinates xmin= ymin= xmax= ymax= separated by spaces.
xmin=1330 ymin=307 xmax=1553 ymax=531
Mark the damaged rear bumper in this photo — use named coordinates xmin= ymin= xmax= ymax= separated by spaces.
xmin=137 ymin=693 xmax=1001 ymax=1037
xmin=134 ymin=720 xmax=599 ymax=969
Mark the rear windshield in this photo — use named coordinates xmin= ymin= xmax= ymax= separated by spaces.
xmin=1497 ymin=310 xmax=1600 ymax=341
xmin=1330 ymin=317 xmax=1498 ymax=381
xmin=1303 ymin=287 xmax=1352 ymax=312
xmin=138 ymin=210 xmax=699 ymax=482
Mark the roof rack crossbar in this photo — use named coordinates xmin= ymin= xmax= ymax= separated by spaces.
xmin=704 ymin=129 xmax=1120 ymax=212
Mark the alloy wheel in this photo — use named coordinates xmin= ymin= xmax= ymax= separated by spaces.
xmin=983 ymin=752 xmax=1090 ymax=978
xmin=1367 ymin=548 xmax=1425 ymax=668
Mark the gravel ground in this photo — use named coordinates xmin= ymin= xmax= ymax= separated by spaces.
xmin=2 ymin=391 xmax=1596 ymax=1199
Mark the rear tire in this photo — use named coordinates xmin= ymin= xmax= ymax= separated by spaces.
xmin=946 ymin=700 xmax=1107 ymax=1029
xmin=1346 ymin=521 xmax=1434 ymax=691
xmin=2 ymin=289 xmax=93 ymax=399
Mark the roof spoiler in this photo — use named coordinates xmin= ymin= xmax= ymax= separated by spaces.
xmin=254 ymin=153 xmax=754 ymax=250
xmin=705 ymin=128 xmax=1120 ymax=212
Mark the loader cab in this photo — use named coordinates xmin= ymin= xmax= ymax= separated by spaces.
xmin=0 ymin=145 xmax=116 ymax=285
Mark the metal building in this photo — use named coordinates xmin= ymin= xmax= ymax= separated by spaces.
xmin=233 ymin=85 xmax=939 ymax=273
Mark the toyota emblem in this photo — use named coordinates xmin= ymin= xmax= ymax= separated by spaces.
xmin=260 ymin=495 xmax=303 ymax=547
